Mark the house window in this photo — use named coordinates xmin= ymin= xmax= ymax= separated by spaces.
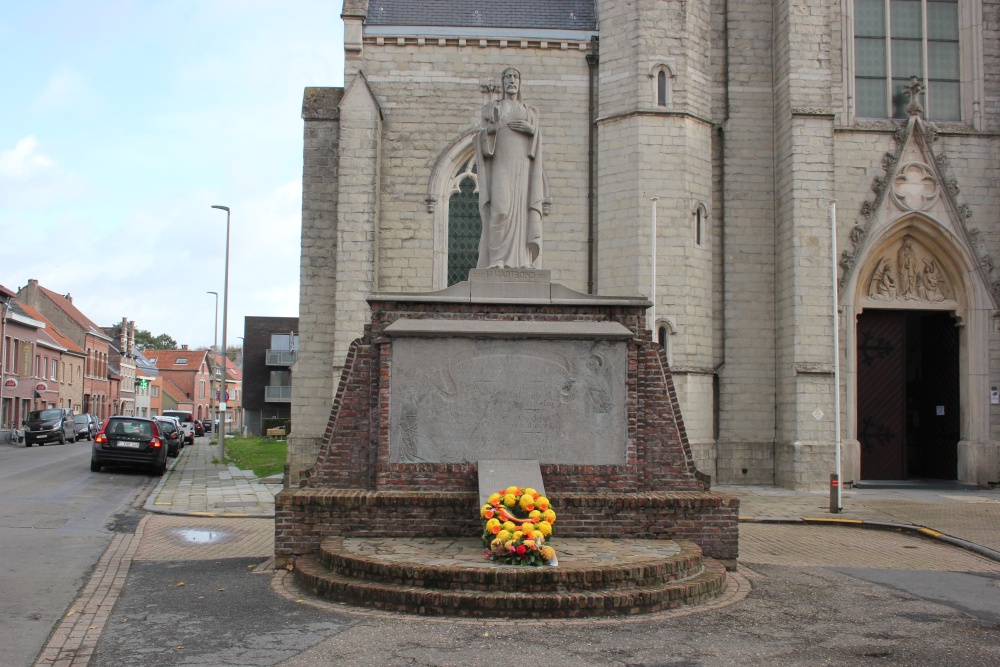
xmin=447 ymin=158 xmax=481 ymax=286
xmin=694 ymin=203 xmax=708 ymax=248
xmin=854 ymin=0 xmax=960 ymax=120
xmin=175 ymin=358 xmax=188 ymax=365
xmin=649 ymin=64 xmax=674 ymax=107
xmin=270 ymin=333 xmax=299 ymax=350
xmin=657 ymin=71 xmax=667 ymax=106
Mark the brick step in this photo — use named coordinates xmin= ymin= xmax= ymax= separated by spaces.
xmin=292 ymin=537 xmax=729 ymax=618
xmin=317 ymin=536 xmax=708 ymax=592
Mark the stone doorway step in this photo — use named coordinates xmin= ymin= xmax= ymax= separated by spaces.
xmin=293 ymin=536 xmax=728 ymax=618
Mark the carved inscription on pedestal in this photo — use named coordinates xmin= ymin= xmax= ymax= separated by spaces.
xmin=389 ymin=338 xmax=627 ymax=465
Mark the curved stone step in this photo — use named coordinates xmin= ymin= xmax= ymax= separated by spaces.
xmin=293 ymin=537 xmax=729 ymax=618
xmin=317 ymin=536 xmax=708 ymax=592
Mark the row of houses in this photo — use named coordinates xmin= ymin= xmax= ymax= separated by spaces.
xmin=0 ymin=279 xmax=242 ymax=432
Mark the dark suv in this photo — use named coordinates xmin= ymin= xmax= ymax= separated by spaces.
xmin=91 ymin=416 xmax=168 ymax=475
xmin=24 ymin=408 xmax=76 ymax=446
xmin=73 ymin=413 xmax=99 ymax=441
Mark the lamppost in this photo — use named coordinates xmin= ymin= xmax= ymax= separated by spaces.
xmin=206 ymin=290 xmax=218 ymax=437
xmin=211 ymin=205 xmax=231 ymax=462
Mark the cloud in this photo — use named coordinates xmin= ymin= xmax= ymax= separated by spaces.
xmin=34 ymin=69 xmax=104 ymax=112
xmin=0 ymin=136 xmax=87 ymax=208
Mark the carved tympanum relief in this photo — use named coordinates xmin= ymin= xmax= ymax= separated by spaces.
xmin=866 ymin=234 xmax=950 ymax=304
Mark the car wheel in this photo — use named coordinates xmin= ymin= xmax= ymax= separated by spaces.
xmin=90 ymin=457 xmax=101 ymax=472
xmin=151 ymin=456 xmax=167 ymax=476
xmin=59 ymin=430 xmax=66 ymax=445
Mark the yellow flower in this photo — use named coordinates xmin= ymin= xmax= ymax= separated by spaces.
xmin=485 ymin=518 xmax=501 ymax=532
xmin=503 ymin=494 xmax=517 ymax=507
xmin=520 ymin=522 xmax=535 ymax=535
xmin=497 ymin=530 xmax=511 ymax=542
xmin=502 ymin=521 xmax=516 ymax=533
xmin=542 ymin=509 xmax=556 ymax=524
xmin=488 ymin=493 xmax=502 ymax=505
xmin=490 ymin=537 xmax=503 ymax=549
xmin=480 ymin=504 xmax=494 ymax=518
xmin=528 ymin=510 xmax=542 ymax=522
xmin=540 ymin=546 xmax=555 ymax=561
xmin=532 ymin=530 xmax=544 ymax=541
xmin=523 ymin=487 xmax=537 ymax=497
xmin=536 ymin=520 xmax=552 ymax=537
xmin=512 ymin=531 xmax=524 ymax=541
xmin=518 ymin=494 xmax=535 ymax=511
xmin=536 ymin=497 xmax=550 ymax=511
xmin=506 ymin=485 xmax=519 ymax=495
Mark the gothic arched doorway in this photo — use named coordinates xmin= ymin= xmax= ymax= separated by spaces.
xmin=856 ymin=309 xmax=959 ymax=480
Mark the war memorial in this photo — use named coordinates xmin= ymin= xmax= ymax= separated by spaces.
xmin=276 ymin=64 xmax=739 ymax=617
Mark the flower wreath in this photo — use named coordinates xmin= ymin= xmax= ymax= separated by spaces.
xmin=481 ymin=486 xmax=557 ymax=566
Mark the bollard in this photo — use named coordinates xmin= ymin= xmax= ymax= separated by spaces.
xmin=829 ymin=473 xmax=840 ymax=514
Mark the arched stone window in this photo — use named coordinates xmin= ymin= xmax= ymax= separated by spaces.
xmin=649 ymin=63 xmax=675 ymax=107
xmin=655 ymin=318 xmax=675 ymax=367
xmin=428 ymin=134 xmax=482 ymax=289
xmin=693 ymin=202 xmax=709 ymax=248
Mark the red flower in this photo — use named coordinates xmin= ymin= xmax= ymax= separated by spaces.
xmin=516 ymin=545 xmax=527 ymax=556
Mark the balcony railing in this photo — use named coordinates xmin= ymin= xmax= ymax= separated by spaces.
xmin=266 ymin=349 xmax=297 ymax=366
xmin=265 ymin=385 xmax=292 ymax=402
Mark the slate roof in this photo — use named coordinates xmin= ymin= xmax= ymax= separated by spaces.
xmin=365 ymin=0 xmax=596 ymax=30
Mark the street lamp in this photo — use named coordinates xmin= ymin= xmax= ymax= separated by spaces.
xmin=206 ymin=290 xmax=218 ymax=439
xmin=211 ymin=205 xmax=231 ymax=462
xmin=206 ymin=291 xmax=219 ymax=353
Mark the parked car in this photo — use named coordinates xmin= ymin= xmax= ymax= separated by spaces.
xmin=161 ymin=410 xmax=195 ymax=446
xmin=153 ymin=416 xmax=183 ymax=457
xmin=202 ymin=418 xmax=211 ymax=433
xmin=73 ymin=413 xmax=99 ymax=441
xmin=91 ymin=416 xmax=168 ymax=475
xmin=24 ymin=408 xmax=76 ymax=446
xmin=193 ymin=420 xmax=205 ymax=437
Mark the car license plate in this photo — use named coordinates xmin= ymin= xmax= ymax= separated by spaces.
xmin=115 ymin=441 xmax=141 ymax=448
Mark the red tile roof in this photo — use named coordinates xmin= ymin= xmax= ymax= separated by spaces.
xmin=15 ymin=304 xmax=86 ymax=355
xmin=145 ymin=349 xmax=209 ymax=369
xmin=36 ymin=284 xmax=110 ymax=340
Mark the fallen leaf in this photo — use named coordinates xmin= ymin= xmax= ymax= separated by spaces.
xmin=88 ymin=626 xmax=97 ymax=630
xmin=176 ymin=645 xmax=185 ymax=649
xmin=175 ymin=582 xmax=185 ymax=587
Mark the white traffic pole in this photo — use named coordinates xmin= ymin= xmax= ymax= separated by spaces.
xmin=831 ymin=200 xmax=842 ymax=512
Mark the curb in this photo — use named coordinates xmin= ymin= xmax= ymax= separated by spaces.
xmin=739 ymin=515 xmax=1000 ymax=564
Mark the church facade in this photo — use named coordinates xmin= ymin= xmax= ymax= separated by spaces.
xmin=290 ymin=0 xmax=1000 ymax=490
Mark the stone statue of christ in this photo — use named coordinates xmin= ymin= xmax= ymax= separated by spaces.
xmin=475 ymin=67 xmax=549 ymax=269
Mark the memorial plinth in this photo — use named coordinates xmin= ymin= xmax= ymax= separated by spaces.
xmin=276 ymin=270 xmax=739 ymax=615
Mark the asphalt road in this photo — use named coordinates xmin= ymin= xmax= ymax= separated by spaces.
xmin=0 ymin=438 xmax=154 ymax=667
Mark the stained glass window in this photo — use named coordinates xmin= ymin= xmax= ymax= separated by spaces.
xmin=447 ymin=159 xmax=482 ymax=286
xmin=854 ymin=0 xmax=960 ymax=120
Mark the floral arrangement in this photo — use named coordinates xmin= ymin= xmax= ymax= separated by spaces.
xmin=481 ymin=486 xmax=557 ymax=566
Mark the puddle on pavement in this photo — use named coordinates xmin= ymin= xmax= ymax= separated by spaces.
xmin=175 ymin=529 xmax=227 ymax=544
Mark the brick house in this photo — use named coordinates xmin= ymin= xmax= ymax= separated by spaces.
xmin=1 ymin=301 xmax=43 ymax=428
xmin=145 ymin=348 xmax=212 ymax=423
xmin=17 ymin=280 xmax=115 ymax=421
xmin=16 ymin=303 xmax=87 ymax=414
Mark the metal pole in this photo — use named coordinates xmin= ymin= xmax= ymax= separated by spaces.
xmin=212 ymin=205 xmax=231 ymax=462
xmin=831 ymin=200 xmax=842 ymax=512
xmin=206 ymin=292 xmax=218 ymax=353
xmin=650 ymin=197 xmax=658 ymax=331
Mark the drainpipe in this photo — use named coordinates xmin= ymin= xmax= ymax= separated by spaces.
xmin=586 ymin=36 xmax=599 ymax=294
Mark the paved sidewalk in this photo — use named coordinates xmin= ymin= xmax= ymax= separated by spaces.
xmin=721 ymin=480 xmax=1000 ymax=559
xmin=143 ymin=437 xmax=281 ymax=517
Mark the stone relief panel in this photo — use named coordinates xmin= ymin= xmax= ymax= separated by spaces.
xmin=889 ymin=162 xmax=939 ymax=212
xmin=865 ymin=234 xmax=952 ymax=304
xmin=389 ymin=338 xmax=627 ymax=465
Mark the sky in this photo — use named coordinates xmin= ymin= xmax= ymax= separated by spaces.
xmin=0 ymin=0 xmax=345 ymax=349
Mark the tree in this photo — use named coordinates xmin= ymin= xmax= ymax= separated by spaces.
xmin=105 ymin=324 xmax=178 ymax=351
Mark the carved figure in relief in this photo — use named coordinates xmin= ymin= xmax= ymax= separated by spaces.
xmin=869 ymin=259 xmax=897 ymax=301
xmin=583 ymin=355 xmax=613 ymax=415
xmin=917 ymin=258 xmax=945 ymax=302
xmin=475 ymin=67 xmax=550 ymax=270
xmin=897 ymin=235 xmax=919 ymax=299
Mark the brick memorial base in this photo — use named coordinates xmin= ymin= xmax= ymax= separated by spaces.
xmin=276 ymin=271 xmax=739 ymax=615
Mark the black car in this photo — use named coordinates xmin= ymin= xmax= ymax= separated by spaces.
xmin=24 ymin=408 xmax=76 ymax=446
xmin=73 ymin=413 xmax=99 ymax=441
xmin=153 ymin=417 xmax=184 ymax=457
xmin=91 ymin=416 xmax=168 ymax=475
xmin=193 ymin=420 xmax=205 ymax=437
